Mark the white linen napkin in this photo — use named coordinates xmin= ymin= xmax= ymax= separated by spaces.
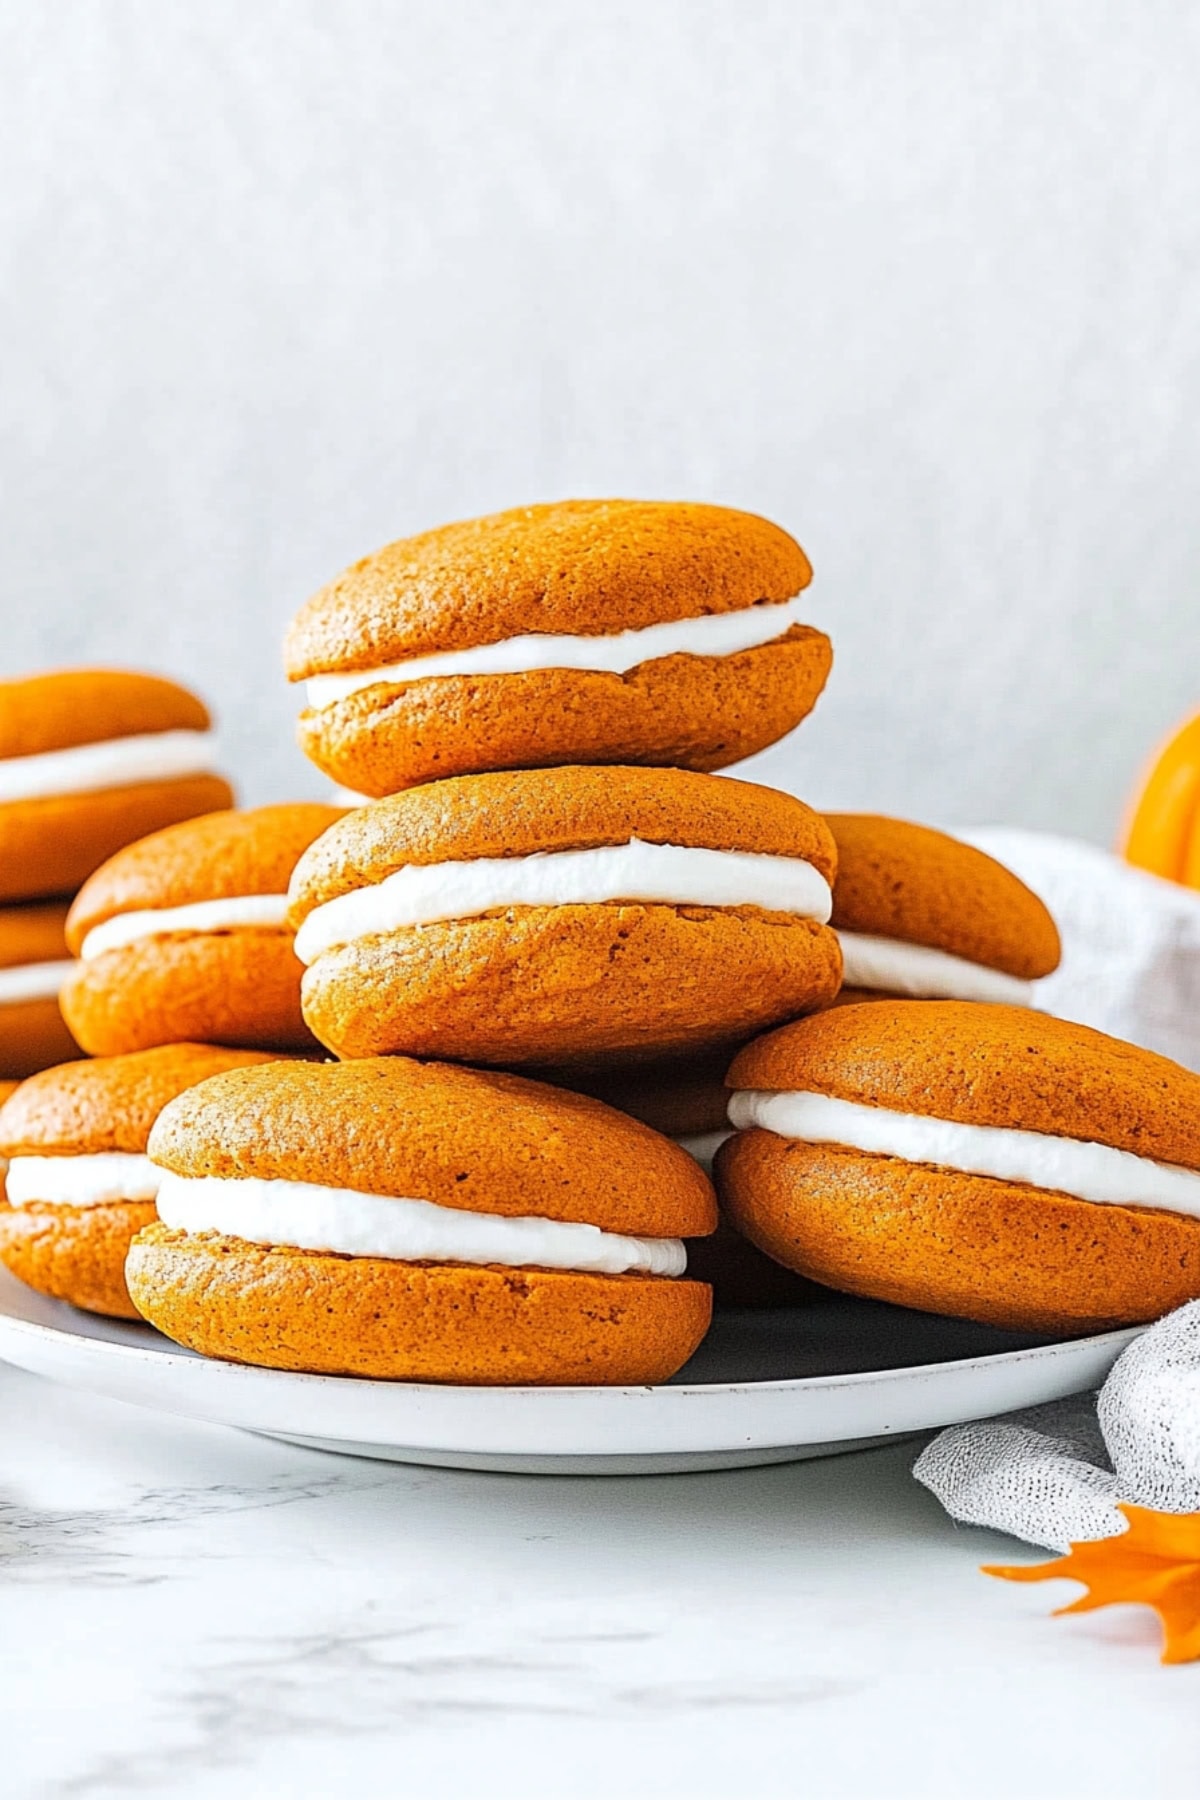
xmin=960 ymin=828 xmax=1200 ymax=1071
xmin=914 ymin=1303 xmax=1200 ymax=1549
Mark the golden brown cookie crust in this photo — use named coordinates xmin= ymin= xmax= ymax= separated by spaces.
xmin=0 ymin=1199 xmax=155 ymax=1318
xmin=0 ymin=1042 xmax=281 ymax=1156
xmin=127 ymin=1225 xmax=713 ymax=1384
xmin=826 ymin=814 xmax=1060 ymax=979
xmin=727 ymin=1000 xmax=1200 ymax=1169
xmin=297 ymin=629 xmax=832 ymax=795
xmin=717 ymin=1131 xmax=1200 ymax=1333
xmin=0 ymin=669 xmax=211 ymax=760
xmin=0 ymin=899 xmax=71 ymax=967
xmin=0 ymin=775 xmax=235 ymax=904
xmin=285 ymin=499 xmax=812 ymax=676
xmin=289 ymin=765 xmax=836 ymax=918
xmin=60 ymin=932 xmax=317 ymax=1057
xmin=300 ymin=906 xmax=842 ymax=1067
xmin=0 ymin=997 xmax=82 ymax=1080
xmin=66 ymin=803 xmax=346 ymax=949
xmin=148 ymin=1055 xmax=716 ymax=1237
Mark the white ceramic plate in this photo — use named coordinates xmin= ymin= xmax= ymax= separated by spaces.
xmin=0 ymin=1266 xmax=1140 ymax=1473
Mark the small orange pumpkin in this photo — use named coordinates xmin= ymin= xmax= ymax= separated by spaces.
xmin=1121 ymin=712 xmax=1200 ymax=887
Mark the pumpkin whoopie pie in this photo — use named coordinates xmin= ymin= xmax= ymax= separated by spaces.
xmin=0 ymin=669 xmax=233 ymax=902
xmin=288 ymin=765 xmax=842 ymax=1065
xmin=824 ymin=815 xmax=1059 ymax=1006
xmin=0 ymin=1044 xmax=279 ymax=1318
xmin=285 ymin=499 xmax=832 ymax=796
xmin=127 ymin=1056 xmax=717 ymax=1384
xmin=0 ymin=900 xmax=81 ymax=1078
xmin=61 ymin=803 xmax=345 ymax=1056
xmin=718 ymin=1000 xmax=1200 ymax=1334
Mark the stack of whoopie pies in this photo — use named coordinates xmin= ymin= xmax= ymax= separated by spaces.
xmin=5 ymin=494 xmax=1199 ymax=1385
xmin=127 ymin=499 xmax=841 ymax=1379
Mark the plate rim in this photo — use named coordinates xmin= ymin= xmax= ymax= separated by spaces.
xmin=0 ymin=1283 xmax=1144 ymax=1401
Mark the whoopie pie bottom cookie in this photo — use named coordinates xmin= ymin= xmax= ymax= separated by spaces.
xmin=127 ymin=1232 xmax=712 ymax=1385
xmin=0 ymin=1200 xmax=157 ymax=1319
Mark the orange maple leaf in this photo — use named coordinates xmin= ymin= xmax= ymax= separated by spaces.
xmin=983 ymin=1504 xmax=1200 ymax=1664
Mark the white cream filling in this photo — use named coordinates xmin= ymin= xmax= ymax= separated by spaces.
xmin=292 ymin=838 xmax=832 ymax=965
xmin=836 ymin=931 xmax=1034 ymax=1005
xmin=154 ymin=1171 xmax=687 ymax=1275
xmin=0 ymin=960 xmax=76 ymax=1005
xmin=727 ymin=1089 xmax=1200 ymax=1221
xmin=4 ymin=1152 xmax=160 ymax=1208
xmin=302 ymin=592 xmax=812 ymax=709
xmin=0 ymin=730 xmax=219 ymax=805
xmin=79 ymin=895 xmax=290 ymax=962
xmin=675 ymin=1129 xmax=733 ymax=1175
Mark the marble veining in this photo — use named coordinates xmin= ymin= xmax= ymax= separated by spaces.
xmin=0 ymin=1474 xmax=357 ymax=1589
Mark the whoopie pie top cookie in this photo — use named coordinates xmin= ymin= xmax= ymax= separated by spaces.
xmin=288 ymin=765 xmax=842 ymax=1064
xmin=0 ymin=900 xmax=82 ymax=1078
xmin=825 ymin=815 xmax=1060 ymax=1004
xmin=285 ymin=500 xmax=832 ymax=795
xmin=60 ymin=803 xmax=344 ymax=1056
xmin=719 ymin=1000 xmax=1200 ymax=1332
xmin=0 ymin=669 xmax=234 ymax=902
xmin=127 ymin=1056 xmax=718 ymax=1383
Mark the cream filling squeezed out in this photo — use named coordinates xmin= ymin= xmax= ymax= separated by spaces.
xmin=836 ymin=932 xmax=1034 ymax=1005
xmin=0 ymin=730 xmax=219 ymax=805
xmin=79 ymin=895 xmax=291 ymax=962
xmin=0 ymin=960 xmax=76 ymax=1004
xmin=154 ymin=1171 xmax=687 ymax=1275
xmin=5 ymin=1152 xmax=161 ymax=1208
xmin=727 ymin=1089 xmax=1200 ymax=1219
xmin=302 ymin=592 xmax=813 ymax=708
xmin=292 ymin=839 xmax=832 ymax=965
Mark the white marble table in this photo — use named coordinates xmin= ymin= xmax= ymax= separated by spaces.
xmin=2 ymin=1363 xmax=1195 ymax=1800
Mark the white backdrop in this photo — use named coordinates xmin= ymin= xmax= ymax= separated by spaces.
xmin=2 ymin=2 xmax=1198 ymax=842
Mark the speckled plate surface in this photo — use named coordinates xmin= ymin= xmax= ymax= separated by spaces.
xmin=0 ymin=1265 xmax=1139 ymax=1474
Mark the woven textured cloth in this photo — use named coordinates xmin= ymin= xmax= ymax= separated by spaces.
xmin=914 ymin=1303 xmax=1200 ymax=1549
xmin=960 ymin=828 xmax=1200 ymax=1072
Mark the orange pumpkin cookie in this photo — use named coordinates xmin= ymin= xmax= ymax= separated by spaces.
xmin=127 ymin=1055 xmax=717 ymax=1384
xmin=824 ymin=814 xmax=1060 ymax=1006
xmin=61 ymin=803 xmax=345 ymax=1056
xmin=288 ymin=765 xmax=842 ymax=1065
xmin=0 ymin=900 xmax=82 ymax=1078
xmin=0 ymin=1044 xmax=280 ymax=1317
xmin=717 ymin=1000 xmax=1200 ymax=1333
xmin=285 ymin=500 xmax=832 ymax=796
xmin=0 ymin=669 xmax=234 ymax=902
